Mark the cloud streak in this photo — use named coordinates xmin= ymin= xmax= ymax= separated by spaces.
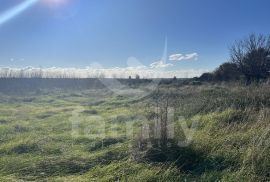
xmin=169 ymin=53 xmax=199 ymax=61
xmin=149 ymin=60 xmax=173 ymax=69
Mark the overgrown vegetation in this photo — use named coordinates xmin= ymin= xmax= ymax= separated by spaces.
xmin=0 ymin=82 xmax=269 ymax=181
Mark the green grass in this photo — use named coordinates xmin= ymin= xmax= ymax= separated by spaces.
xmin=0 ymin=83 xmax=269 ymax=181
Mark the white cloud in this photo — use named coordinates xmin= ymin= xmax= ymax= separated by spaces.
xmin=169 ymin=53 xmax=198 ymax=61
xmin=185 ymin=53 xmax=199 ymax=60
xmin=149 ymin=60 xmax=173 ymax=69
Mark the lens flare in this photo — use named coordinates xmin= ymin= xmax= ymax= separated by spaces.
xmin=0 ymin=0 xmax=40 ymax=26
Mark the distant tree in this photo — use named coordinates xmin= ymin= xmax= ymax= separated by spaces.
xmin=135 ymin=74 xmax=140 ymax=80
xmin=230 ymin=33 xmax=270 ymax=83
xmin=98 ymin=73 xmax=105 ymax=79
xmin=112 ymin=73 xmax=117 ymax=79
xmin=213 ymin=62 xmax=242 ymax=81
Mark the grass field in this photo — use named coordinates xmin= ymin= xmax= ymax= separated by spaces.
xmin=0 ymin=82 xmax=269 ymax=181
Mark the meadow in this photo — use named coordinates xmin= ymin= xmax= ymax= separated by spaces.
xmin=0 ymin=81 xmax=269 ymax=181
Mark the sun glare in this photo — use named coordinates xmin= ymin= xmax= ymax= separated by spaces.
xmin=42 ymin=0 xmax=68 ymax=7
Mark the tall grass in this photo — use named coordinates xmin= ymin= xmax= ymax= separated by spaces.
xmin=0 ymin=83 xmax=269 ymax=181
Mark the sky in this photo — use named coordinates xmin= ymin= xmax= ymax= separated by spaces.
xmin=0 ymin=0 xmax=270 ymax=77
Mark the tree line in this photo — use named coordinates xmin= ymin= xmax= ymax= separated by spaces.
xmin=199 ymin=33 xmax=270 ymax=84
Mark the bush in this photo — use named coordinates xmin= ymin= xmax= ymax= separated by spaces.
xmin=213 ymin=62 xmax=243 ymax=81
xmin=199 ymin=72 xmax=214 ymax=81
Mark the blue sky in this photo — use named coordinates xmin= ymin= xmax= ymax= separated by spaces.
xmin=0 ymin=0 xmax=270 ymax=73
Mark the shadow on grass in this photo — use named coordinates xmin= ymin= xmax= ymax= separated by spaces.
xmin=19 ymin=157 xmax=94 ymax=179
xmin=0 ymin=119 xmax=8 ymax=124
xmin=81 ymin=109 xmax=98 ymax=115
xmin=88 ymin=137 xmax=125 ymax=151
xmin=11 ymin=143 xmax=40 ymax=154
xmin=135 ymin=141 xmax=239 ymax=176
xmin=18 ymin=149 xmax=129 ymax=180
xmin=36 ymin=111 xmax=57 ymax=119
